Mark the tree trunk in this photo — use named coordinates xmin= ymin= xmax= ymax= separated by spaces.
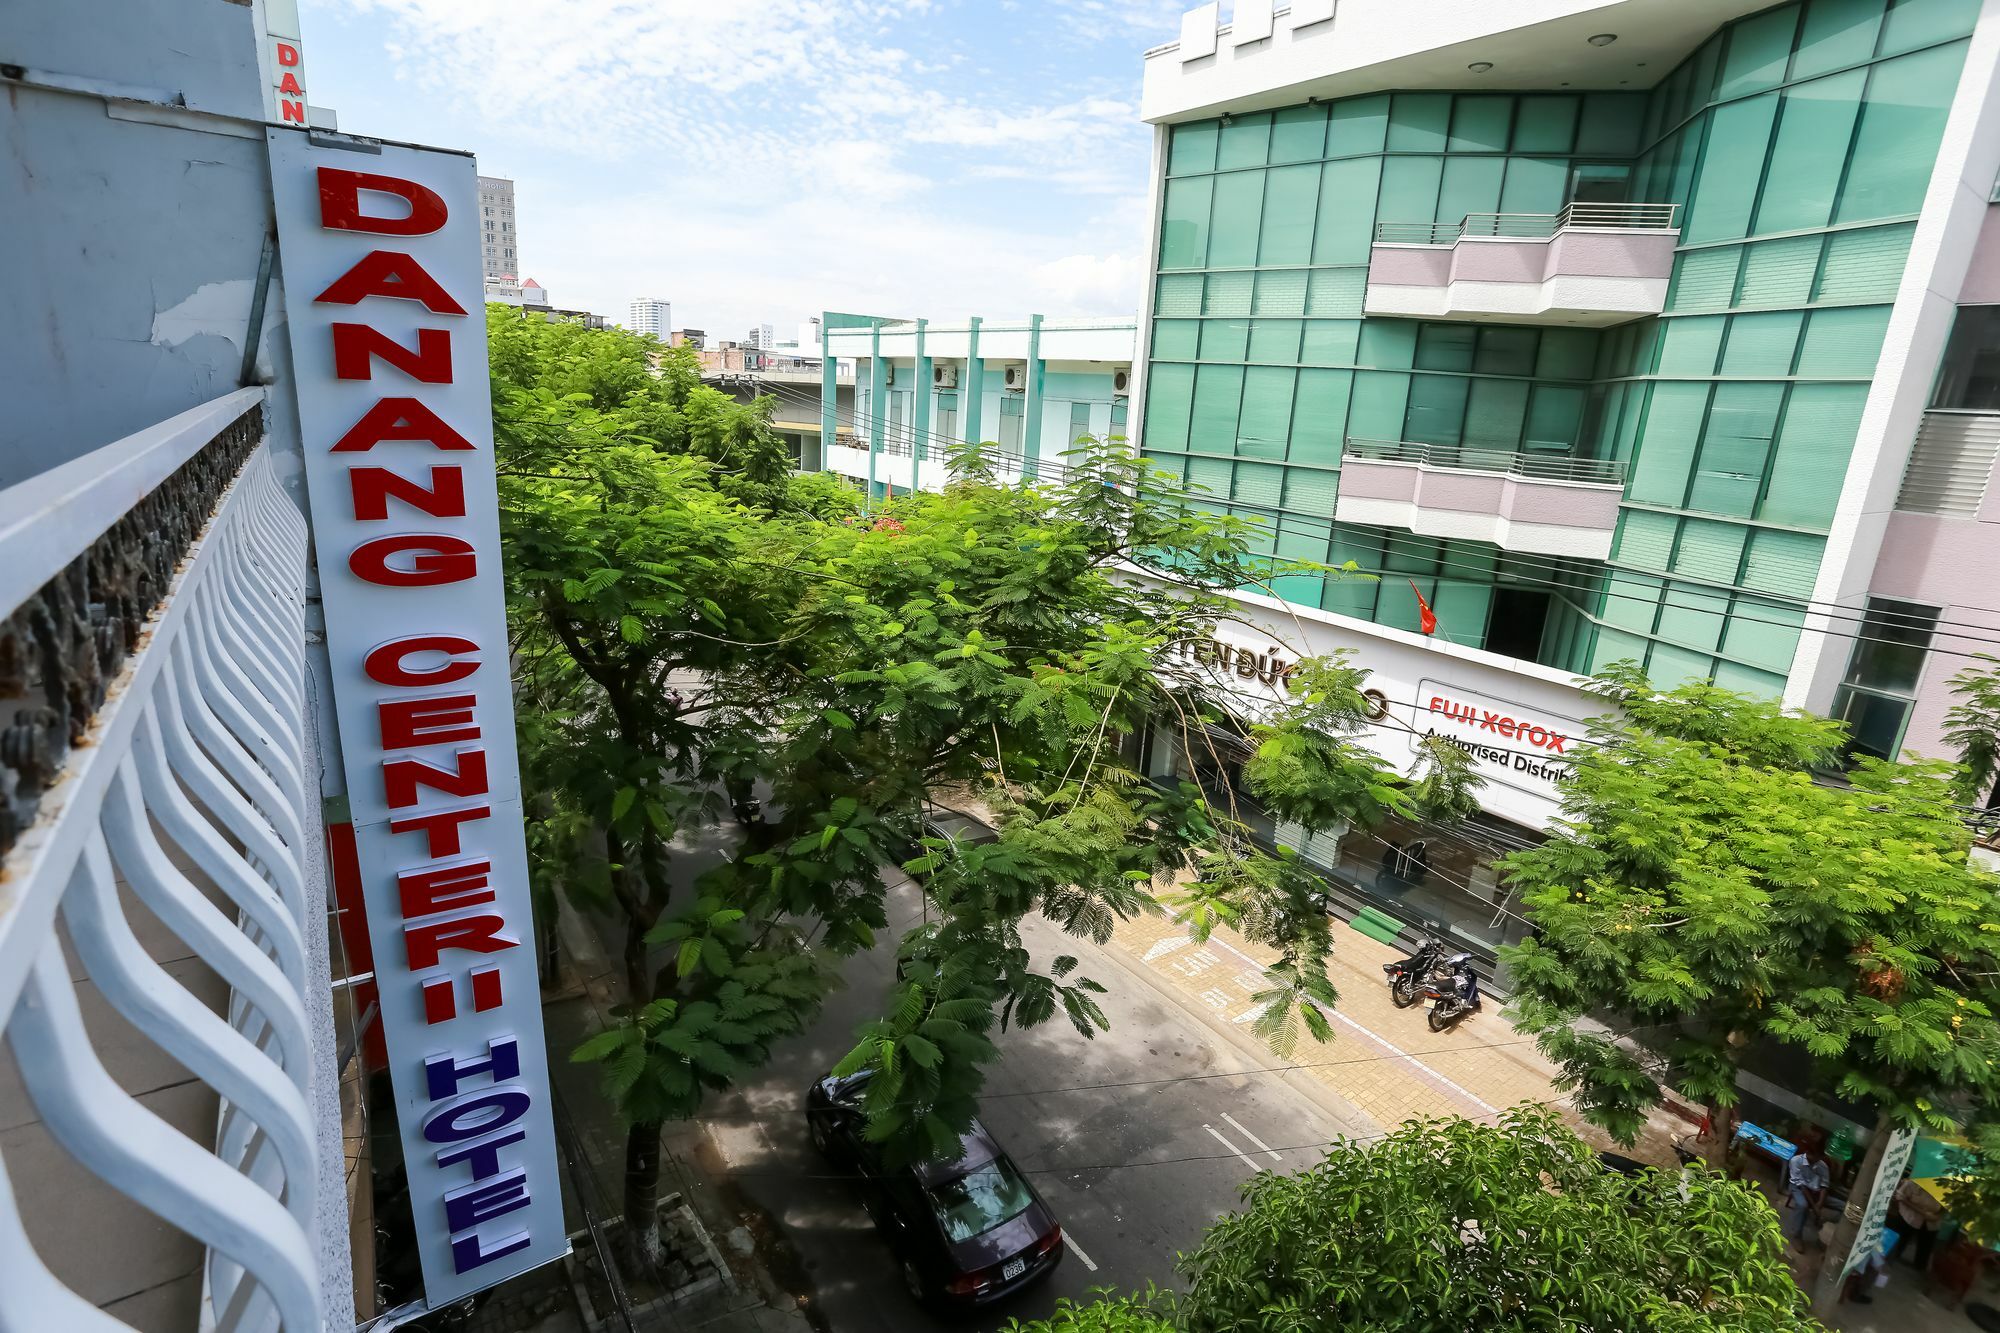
xmin=623 ymin=1118 xmax=666 ymax=1272
xmin=1811 ymin=1111 xmax=1896 ymax=1317
xmin=1701 ymin=1101 xmax=1733 ymax=1174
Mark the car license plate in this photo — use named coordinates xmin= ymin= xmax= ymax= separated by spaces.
xmin=1002 ymin=1257 xmax=1027 ymax=1281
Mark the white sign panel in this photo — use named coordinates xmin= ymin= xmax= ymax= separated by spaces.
xmin=267 ymin=129 xmax=566 ymax=1303
xmin=1412 ymin=679 xmax=1579 ymax=797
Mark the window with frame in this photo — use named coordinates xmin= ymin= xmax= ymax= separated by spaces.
xmin=1832 ymin=598 xmax=1941 ymax=762
xmin=1931 ymin=305 xmax=2000 ymax=411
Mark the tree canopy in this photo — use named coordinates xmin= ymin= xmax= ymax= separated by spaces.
xmin=1004 ymin=1107 xmax=1823 ymax=1333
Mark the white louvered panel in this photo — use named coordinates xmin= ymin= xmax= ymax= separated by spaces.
xmin=1897 ymin=410 xmax=2000 ymax=517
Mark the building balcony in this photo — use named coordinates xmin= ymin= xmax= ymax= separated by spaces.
xmin=0 ymin=391 xmax=345 ymax=1330
xmin=1366 ymin=203 xmax=1680 ymax=327
xmin=1334 ymin=440 xmax=1627 ymax=559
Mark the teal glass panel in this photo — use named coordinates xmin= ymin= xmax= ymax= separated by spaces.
xmin=1284 ymin=468 xmax=1340 ymax=513
xmin=1614 ymin=510 xmax=1679 ymax=571
xmin=1143 ymin=363 xmax=1195 ymax=451
xmin=1690 ymin=382 xmax=1785 ymax=515
xmin=1673 ymin=519 xmax=1750 ymax=582
xmin=1248 ymin=319 xmax=1302 ymax=364
xmin=1387 ymin=93 xmax=1451 ymax=151
xmin=1712 ymin=660 xmax=1786 ymax=695
xmin=1186 ymin=454 xmax=1231 ymax=496
xmin=1795 ymin=305 xmax=1891 ymax=376
xmin=1657 ymin=585 xmax=1731 ymax=653
xmin=1433 ymin=583 xmax=1495 ymax=644
xmin=1155 ymin=272 xmax=1204 ymax=316
xmin=1414 ymin=324 xmax=1475 ymax=372
xmin=1312 ymin=157 xmax=1382 ymax=264
xmin=1463 ymin=379 xmax=1530 ymax=447
xmin=1657 ymin=316 xmax=1726 ymax=374
xmin=1669 ymin=248 xmax=1742 ymax=312
xmin=1305 ymin=268 xmax=1367 ymax=317
xmin=1209 ymin=170 xmax=1265 ymax=267
xmin=1498 ymin=157 xmax=1569 ymax=215
xmin=1449 ymin=95 xmax=1514 ymax=151
xmin=1152 ymin=319 xmax=1200 ymax=360
xmin=1533 ymin=328 xmax=1594 ymax=379
xmin=1627 ymin=382 xmax=1712 ymax=505
xmin=1791 ymin=0 xmax=1885 ymax=80
xmin=1589 ymin=627 xmax=1652 ymax=674
xmin=1383 ymin=534 xmax=1439 ymax=574
xmin=1379 ymin=156 xmax=1444 ymax=225
xmin=1878 ymin=0 xmax=1979 ymax=54
xmin=1289 ymin=369 xmax=1353 ymax=465
xmin=1646 ymin=642 xmax=1718 ymax=688
xmin=1740 ymin=529 xmax=1825 ymax=595
xmin=1524 ymin=385 xmax=1585 ymax=449
xmin=1200 ymin=318 xmax=1251 ymax=362
xmin=1761 ymin=383 xmax=1865 ymax=526
xmin=1190 ymin=364 xmax=1246 ymax=451
xmin=1405 ymin=375 xmax=1469 ymax=444
xmin=1437 ymin=155 xmax=1507 ymax=225
xmin=1736 ymin=236 xmax=1821 ymax=308
xmin=1837 ymin=43 xmax=1967 ymax=223
xmin=1511 ymin=95 xmax=1579 ymax=152
xmin=1301 ymin=320 xmax=1361 ymax=366
xmin=1238 ymin=367 xmax=1296 ymax=457
xmin=1205 ymin=270 xmax=1254 ymax=316
xmin=1159 ymin=176 xmax=1213 ymax=269
xmin=1323 ymin=535 xmax=1382 ymax=617
xmin=1270 ymin=103 xmax=1329 ymax=163
xmin=1685 ymin=93 xmax=1780 ymax=242
xmin=1755 ymin=70 xmax=1867 ymax=233
xmin=1480 ymin=326 xmax=1536 ymax=376
xmin=1577 ymin=94 xmax=1645 ymax=154
xmin=1328 ymin=93 xmax=1390 ymax=156
xmin=1359 ymin=320 xmax=1419 ymax=369
xmin=1722 ymin=598 xmax=1806 ymax=670
xmin=1347 ymin=371 xmax=1411 ymax=440
xmin=1816 ymin=223 xmax=1914 ymax=301
xmin=1717 ymin=5 xmax=1800 ymax=100
xmin=1719 ymin=311 xmax=1804 ymax=375
xmin=1169 ymin=120 xmax=1218 ymax=175
xmin=1216 ymin=111 xmax=1273 ymax=169
xmin=1259 ymin=164 xmax=1320 ymax=266
xmin=1253 ymin=269 xmax=1309 ymax=316
xmin=1069 ymin=400 xmax=1093 ymax=445
xmin=1602 ymin=572 xmax=1664 ymax=632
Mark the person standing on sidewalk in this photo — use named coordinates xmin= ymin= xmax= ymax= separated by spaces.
xmin=1784 ymin=1142 xmax=1832 ymax=1248
xmin=1889 ymin=1173 xmax=1944 ymax=1270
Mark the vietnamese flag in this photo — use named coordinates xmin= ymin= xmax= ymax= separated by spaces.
xmin=1408 ymin=580 xmax=1438 ymax=636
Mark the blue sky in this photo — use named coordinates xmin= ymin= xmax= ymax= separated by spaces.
xmin=303 ymin=0 xmax=1180 ymax=341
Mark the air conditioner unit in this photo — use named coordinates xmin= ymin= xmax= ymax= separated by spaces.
xmin=1004 ymin=365 xmax=1027 ymax=390
xmin=883 ymin=363 xmax=896 ymax=386
xmin=1112 ymin=368 xmax=1131 ymax=395
xmin=933 ymin=364 xmax=958 ymax=388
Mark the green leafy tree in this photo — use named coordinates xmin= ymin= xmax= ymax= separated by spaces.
xmin=1004 ymin=1108 xmax=1823 ymax=1333
xmin=1944 ymin=652 xmax=2000 ymax=805
xmin=1497 ymin=665 xmax=2000 ymax=1315
xmin=494 ymin=312 xmax=1470 ymax=1264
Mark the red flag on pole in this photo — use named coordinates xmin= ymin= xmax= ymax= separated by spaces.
xmin=1408 ymin=579 xmax=1438 ymax=636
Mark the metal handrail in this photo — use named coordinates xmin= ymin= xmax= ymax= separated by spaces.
xmin=1343 ymin=438 xmax=1628 ymax=486
xmin=1374 ymin=201 xmax=1680 ymax=246
xmin=0 ymin=393 xmax=327 ymax=1333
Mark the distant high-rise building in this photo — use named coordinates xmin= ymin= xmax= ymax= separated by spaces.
xmin=747 ymin=323 xmax=776 ymax=350
xmin=628 ymin=298 xmax=672 ymax=341
xmin=478 ymin=175 xmax=519 ymax=300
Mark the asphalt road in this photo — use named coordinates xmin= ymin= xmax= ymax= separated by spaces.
xmin=694 ymin=870 xmax=1375 ymax=1333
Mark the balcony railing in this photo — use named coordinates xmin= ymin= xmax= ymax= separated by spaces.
xmin=0 ymin=389 xmax=328 ymax=1332
xmin=1373 ymin=202 xmax=1681 ymax=246
xmin=1343 ymin=439 xmax=1627 ymax=486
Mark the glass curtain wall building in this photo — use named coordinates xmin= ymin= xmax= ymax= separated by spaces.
xmin=1139 ymin=0 xmax=1982 ymax=700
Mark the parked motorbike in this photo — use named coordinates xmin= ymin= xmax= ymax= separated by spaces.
xmin=1424 ymin=953 xmax=1482 ymax=1031
xmin=1382 ymin=936 xmax=1448 ymax=1009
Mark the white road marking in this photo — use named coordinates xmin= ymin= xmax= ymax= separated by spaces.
xmin=1230 ymin=1001 xmax=1272 ymax=1027
xmin=1143 ymin=934 xmax=1192 ymax=962
xmin=1203 ymin=1123 xmax=1264 ymax=1173
xmin=1222 ymin=1113 xmax=1284 ymax=1162
xmin=1190 ymin=928 xmax=1499 ymax=1117
xmin=1063 ymin=1230 xmax=1099 ymax=1272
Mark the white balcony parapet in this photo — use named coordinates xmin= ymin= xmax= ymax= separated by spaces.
xmin=1367 ymin=203 xmax=1680 ymax=327
xmin=0 ymin=389 xmax=329 ymax=1332
xmin=1336 ymin=439 xmax=1626 ymax=559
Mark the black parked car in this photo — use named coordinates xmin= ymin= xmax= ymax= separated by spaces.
xmin=806 ymin=1071 xmax=1063 ymax=1306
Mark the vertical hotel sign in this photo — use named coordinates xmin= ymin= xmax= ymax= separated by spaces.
xmin=267 ymin=131 xmax=565 ymax=1302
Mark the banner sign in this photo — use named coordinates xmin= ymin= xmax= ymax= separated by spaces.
xmin=1842 ymin=1127 xmax=1917 ymax=1278
xmin=268 ymin=128 xmax=566 ymax=1304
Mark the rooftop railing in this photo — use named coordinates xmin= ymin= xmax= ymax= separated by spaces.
xmin=0 ymin=389 xmax=327 ymax=1332
xmin=1373 ymin=201 xmax=1681 ymax=246
xmin=1344 ymin=439 xmax=1628 ymax=486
